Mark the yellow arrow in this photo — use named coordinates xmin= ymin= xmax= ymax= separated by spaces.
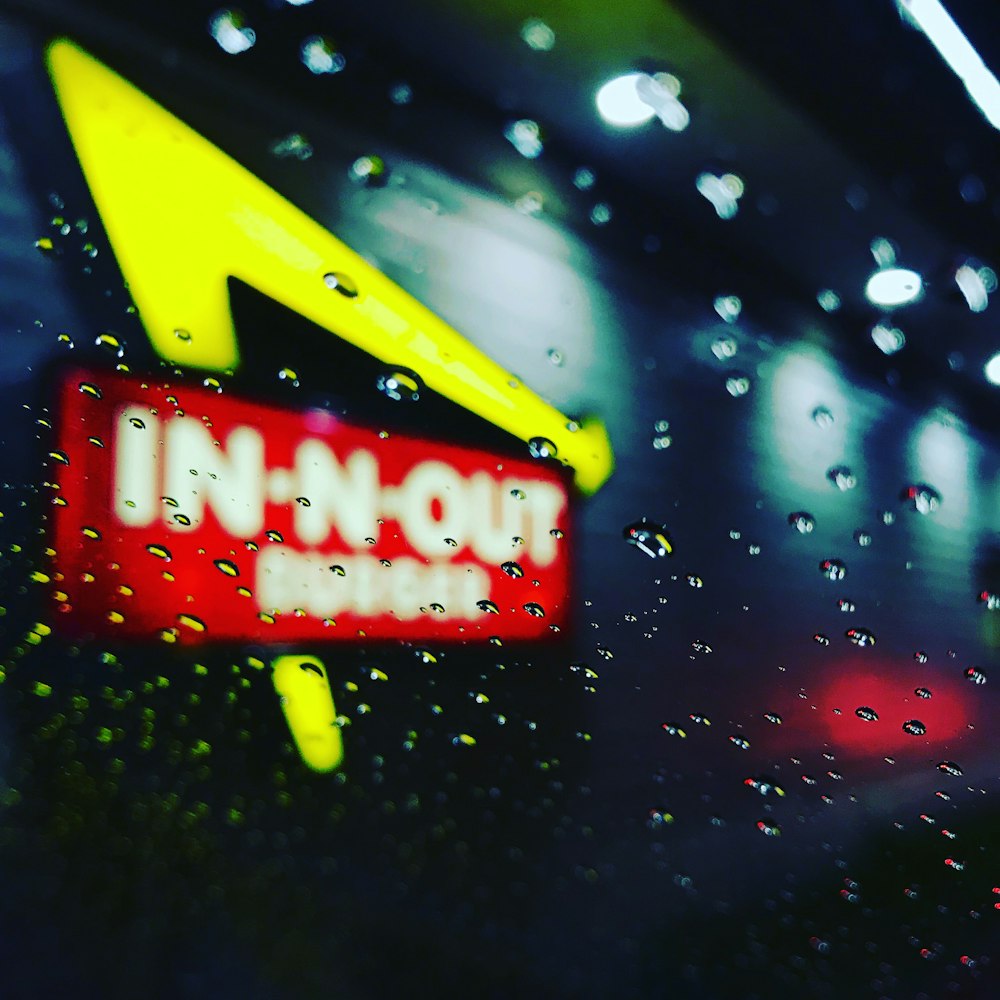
xmin=272 ymin=655 xmax=343 ymax=772
xmin=46 ymin=39 xmax=613 ymax=494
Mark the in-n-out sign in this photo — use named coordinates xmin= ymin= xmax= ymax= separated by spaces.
xmin=52 ymin=370 xmax=571 ymax=643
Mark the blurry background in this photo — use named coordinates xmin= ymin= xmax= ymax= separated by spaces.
xmin=0 ymin=1 xmax=997 ymax=997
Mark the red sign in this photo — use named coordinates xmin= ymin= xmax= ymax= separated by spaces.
xmin=50 ymin=369 xmax=571 ymax=644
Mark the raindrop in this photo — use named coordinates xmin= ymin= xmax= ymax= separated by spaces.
xmin=301 ymin=35 xmax=345 ymax=74
xmin=379 ymin=558 xmax=391 ymax=568
xmin=376 ymin=367 xmax=422 ymax=402
xmin=686 ymin=574 xmax=703 ymax=588
xmin=756 ymin=819 xmax=781 ymax=837
xmin=846 ymin=627 xmax=877 ymax=647
xmin=547 ymin=348 xmax=565 ymax=366
xmin=82 ymin=526 xmax=101 ymax=540
xmin=725 ymin=373 xmax=751 ymax=397
xmin=476 ymin=599 xmax=499 ymax=615
xmin=623 ymin=519 xmax=673 ymax=558
xmin=729 ymin=735 xmax=750 ymax=750
xmin=763 ymin=712 xmax=782 ymax=725
xmin=590 ymin=203 xmax=612 ymax=225
xmin=523 ymin=602 xmax=545 ymax=618
xmin=178 ymin=614 xmax=207 ymax=633
xmin=914 ymin=650 xmax=928 ymax=663
xmin=214 ymin=558 xmax=239 ymax=577
xmin=528 ymin=437 xmax=557 ymax=460
xmin=827 ymin=466 xmax=857 ymax=491
xmin=871 ymin=323 xmax=906 ymax=355
xmin=819 ymin=558 xmax=847 ymax=581
xmin=323 ymin=272 xmax=359 ymax=298
xmin=573 ymin=167 xmax=595 ymax=190
xmin=95 ymin=332 xmax=123 ymax=356
xmin=915 ymin=687 xmax=932 ymax=699
xmin=510 ymin=488 xmax=526 ymax=501
xmin=549 ymin=528 xmax=564 ymax=539
xmin=837 ymin=598 xmax=856 ymax=613
xmin=203 ymin=376 xmax=223 ymax=393
xmin=501 ymin=561 xmax=524 ymax=578
xmin=964 ymin=666 xmax=987 ymax=685
xmin=146 ymin=543 xmax=172 ymax=561
xmin=78 ymin=381 xmax=102 ymax=399
xmin=129 ymin=417 xmax=145 ymax=430
xmin=903 ymin=719 xmax=927 ymax=736
xmin=295 ymin=497 xmax=311 ymax=507
xmin=428 ymin=603 xmax=445 ymax=614
xmin=881 ymin=509 xmax=896 ymax=525
xmin=854 ymin=530 xmax=873 ymax=547
xmin=817 ymin=289 xmax=841 ymax=312
xmin=855 ymin=706 xmax=879 ymax=722
xmin=812 ymin=406 xmax=834 ymax=428
xmin=443 ymin=537 xmax=458 ymax=548
xmin=48 ymin=450 xmax=70 ymax=465
xmin=788 ymin=511 xmax=815 ymax=534
xmin=937 ymin=760 xmax=963 ymax=776
xmin=330 ymin=565 xmax=346 ymax=576
xmin=813 ymin=633 xmax=830 ymax=646
xmin=266 ymin=530 xmax=284 ymax=543
xmin=901 ymin=483 xmax=941 ymax=514
xmin=416 ymin=649 xmax=437 ymax=664
xmin=174 ymin=328 xmax=192 ymax=343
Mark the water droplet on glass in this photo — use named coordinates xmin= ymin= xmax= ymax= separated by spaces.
xmin=214 ymin=558 xmax=239 ymax=577
xmin=686 ymin=574 xmax=704 ymax=588
xmin=178 ymin=613 xmax=207 ymax=633
xmin=855 ymin=706 xmax=879 ymax=722
xmin=330 ymin=564 xmax=346 ymax=576
xmin=915 ymin=687 xmax=932 ymax=699
xmin=547 ymin=348 xmax=565 ymax=366
xmin=549 ymin=528 xmax=564 ymax=539
xmin=938 ymin=760 xmax=963 ymax=776
xmin=846 ymin=627 xmax=877 ymax=647
xmin=416 ymin=649 xmax=437 ymax=664
xmin=504 ymin=118 xmax=543 ymax=158
xmin=813 ymin=633 xmax=830 ymax=646
xmin=523 ymin=602 xmax=545 ymax=618
xmin=501 ymin=561 xmax=524 ymax=579
xmin=817 ymin=289 xmax=841 ymax=313
xmin=511 ymin=536 xmax=525 ymax=547
xmin=428 ymin=603 xmax=445 ymax=614
xmin=964 ymin=666 xmax=987 ymax=685
xmin=881 ymin=509 xmax=896 ymax=525
xmin=476 ymin=599 xmax=499 ymax=615
xmin=323 ymin=272 xmax=359 ymax=298
xmin=376 ymin=367 xmax=422 ymax=402
xmin=443 ymin=537 xmax=458 ymax=548
xmin=348 ymin=155 xmax=387 ymax=186
xmin=573 ymin=167 xmax=595 ymax=190
xmin=590 ymin=202 xmax=612 ymax=225
xmin=837 ymin=598 xmax=856 ymax=613
xmin=725 ymin=373 xmax=751 ymax=397
xmin=510 ymin=488 xmax=526 ymax=501
xmin=871 ymin=323 xmax=905 ymax=355
xmin=266 ymin=530 xmax=284 ymax=543
xmin=854 ymin=529 xmax=872 ymax=547
xmin=379 ymin=558 xmax=391 ymax=568
xmin=623 ymin=520 xmax=673 ymax=558
xmin=819 ymin=558 xmax=847 ymax=581
xmin=827 ymin=466 xmax=856 ymax=491
xmin=146 ymin=543 xmax=172 ymax=561
xmin=757 ymin=819 xmax=781 ymax=837
xmin=812 ymin=406 xmax=835 ymax=428
xmin=524 ymin=437 xmax=558 ymax=463
xmin=763 ymin=712 xmax=783 ymax=725
xmin=48 ymin=449 xmax=70 ymax=465
xmin=903 ymin=719 xmax=927 ymax=736
xmin=901 ymin=483 xmax=941 ymax=514
xmin=914 ymin=650 xmax=928 ymax=663
xmin=95 ymin=332 xmax=123 ymax=357
xmin=78 ymin=381 xmax=102 ymax=400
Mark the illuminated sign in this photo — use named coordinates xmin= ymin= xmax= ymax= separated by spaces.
xmin=51 ymin=370 xmax=570 ymax=644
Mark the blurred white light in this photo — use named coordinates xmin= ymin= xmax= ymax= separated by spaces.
xmin=897 ymin=0 xmax=1000 ymax=129
xmin=985 ymin=352 xmax=1000 ymax=384
xmin=504 ymin=119 xmax=543 ymax=159
xmin=635 ymin=73 xmax=690 ymax=132
xmin=697 ymin=172 xmax=744 ymax=219
xmin=954 ymin=264 xmax=992 ymax=312
xmin=871 ymin=323 xmax=906 ymax=355
xmin=596 ymin=73 xmax=657 ymax=126
xmin=209 ymin=11 xmax=256 ymax=54
xmin=301 ymin=36 xmax=345 ymax=74
xmin=864 ymin=267 xmax=923 ymax=307
xmin=521 ymin=18 xmax=556 ymax=51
